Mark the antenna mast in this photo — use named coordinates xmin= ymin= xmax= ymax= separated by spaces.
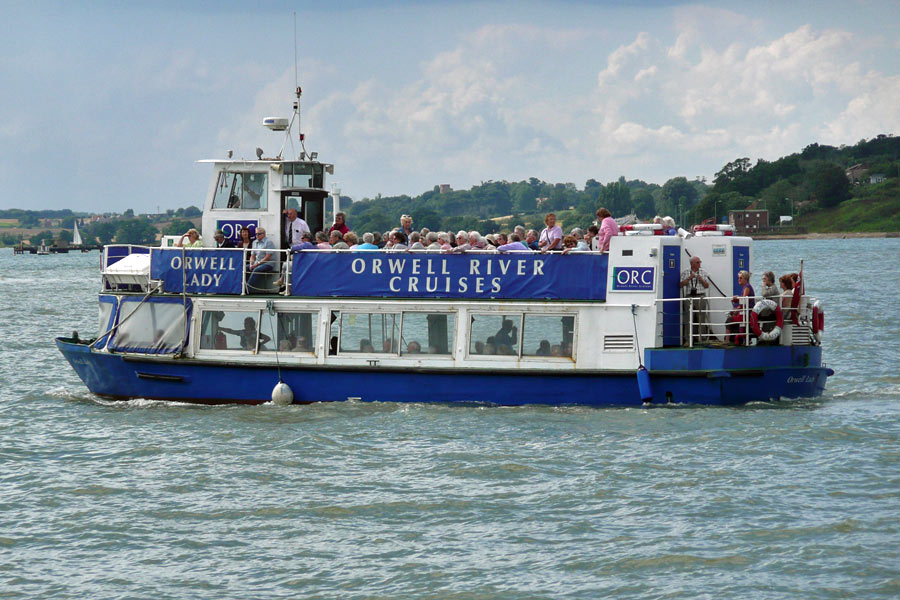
xmin=276 ymin=13 xmax=307 ymax=160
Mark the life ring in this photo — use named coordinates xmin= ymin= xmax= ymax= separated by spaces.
xmin=750 ymin=298 xmax=783 ymax=342
xmin=811 ymin=300 xmax=824 ymax=344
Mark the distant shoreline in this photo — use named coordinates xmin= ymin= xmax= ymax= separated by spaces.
xmin=753 ymin=231 xmax=899 ymax=240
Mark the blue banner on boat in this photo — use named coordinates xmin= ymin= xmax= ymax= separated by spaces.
xmin=151 ymin=248 xmax=245 ymax=294
xmin=290 ymin=252 xmax=608 ymax=300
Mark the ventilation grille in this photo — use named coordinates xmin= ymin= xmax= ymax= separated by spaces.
xmin=790 ymin=325 xmax=812 ymax=345
xmin=603 ymin=334 xmax=635 ymax=351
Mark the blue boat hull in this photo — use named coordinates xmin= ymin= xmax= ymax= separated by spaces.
xmin=56 ymin=339 xmax=832 ymax=407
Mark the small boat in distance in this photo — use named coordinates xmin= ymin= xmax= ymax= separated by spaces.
xmin=55 ymin=88 xmax=833 ymax=407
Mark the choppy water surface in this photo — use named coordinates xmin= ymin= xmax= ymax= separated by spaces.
xmin=1 ymin=239 xmax=899 ymax=599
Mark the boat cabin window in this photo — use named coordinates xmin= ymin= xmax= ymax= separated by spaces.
xmin=338 ymin=312 xmax=401 ymax=354
xmin=259 ymin=311 xmax=317 ymax=354
xmin=400 ymin=312 xmax=455 ymax=355
xmin=469 ymin=314 xmax=520 ymax=356
xmin=200 ymin=310 xmax=267 ymax=352
xmin=330 ymin=310 xmax=456 ymax=356
xmin=111 ymin=300 xmax=187 ymax=354
xmin=212 ymin=171 xmax=268 ymax=210
xmin=522 ymin=315 xmax=575 ymax=358
xmin=469 ymin=313 xmax=575 ymax=358
xmin=283 ymin=162 xmax=323 ymax=189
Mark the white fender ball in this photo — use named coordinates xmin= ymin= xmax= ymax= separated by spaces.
xmin=271 ymin=381 xmax=294 ymax=406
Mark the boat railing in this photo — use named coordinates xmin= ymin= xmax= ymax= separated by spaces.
xmin=655 ymin=295 xmax=815 ymax=347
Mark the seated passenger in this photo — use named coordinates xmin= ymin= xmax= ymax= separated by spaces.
xmin=662 ymin=216 xmax=677 ymax=235
xmin=570 ymin=228 xmax=590 ymax=251
xmin=760 ymin=271 xmax=779 ymax=298
xmin=176 ymin=228 xmax=203 ymax=248
xmin=344 ymin=232 xmax=359 ymax=249
xmin=315 ymin=231 xmax=331 ymax=249
xmin=389 ymin=231 xmax=408 ymax=250
xmin=330 ymin=230 xmax=349 ymax=249
xmin=453 ymin=231 xmax=471 ymax=253
xmin=356 ymin=232 xmax=379 ymax=250
xmin=425 ymin=232 xmax=441 ymax=250
xmin=497 ymin=233 xmax=529 ymax=252
xmin=473 ymin=340 xmax=485 ymax=354
xmin=219 ymin=316 xmax=271 ymax=350
xmin=294 ymin=335 xmax=311 ymax=352
xmin=406 ymin=340 xmax=422 ymax=354
xmin=779 ymin=273 xmax=796 ymax=320
xmin=247 ymin=228 xmax=276 ymax=293
xmin=408 ymin=232 xmax=425 ymax=250
xmin=279 ymin=339 xmax=293 ymax=351
xmin=360 ymin=339 xmax=376 ymax=353
xmin=561 ymin=235 xmax=579 ymax=254
xmin=536 ymin=339 xmax=551 ymax=356
xmin=291 ymin=231 xmax=317 ymax=252
xmin=727 ymin=270 xmax=755 ymax=344
xmin=494 ymin=319 xmax=518 ymax=347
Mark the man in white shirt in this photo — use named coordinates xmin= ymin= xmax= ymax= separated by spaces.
xmin=284 ymin=208 xmax=309 ymax=248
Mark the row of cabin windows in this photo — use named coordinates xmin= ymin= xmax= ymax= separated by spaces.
xmin=197 ymin=309 xmax=575 ymax=358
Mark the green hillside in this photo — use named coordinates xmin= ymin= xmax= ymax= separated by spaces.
xmin=344 ymin=134 xmax=900 ymax=234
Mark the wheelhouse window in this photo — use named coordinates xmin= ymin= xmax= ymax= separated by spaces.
xmin=259 ymin=311 xmax=317 ymax=354
xmin=282 ymin=162 xmax=323 ymax=189
xmin=200 ymin=310 xmax=269 ymax=352
xmin=212 ymin=171 xmax=267 ymax=210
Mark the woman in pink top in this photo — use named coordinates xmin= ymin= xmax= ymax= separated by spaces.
xmin=595 ymin=207 xmax=618 ymax=252
xmin=538 ymin=213 xmax=563 ymax=253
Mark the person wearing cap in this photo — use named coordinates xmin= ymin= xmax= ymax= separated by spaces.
xmin=247 ymin=227 xmax=276 ymax=293
xmin=213 ymin=229 xmax=234 ymax=248
xmin=681 ymin=256 xmax=710 ymax=343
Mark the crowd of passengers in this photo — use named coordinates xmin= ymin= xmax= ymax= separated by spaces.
xmin=173 ymin=208 xmax=682 ymax=292
xmin=681 ymin=252 xmax=805 ymax=344
xmin=277 ymin=208 xmax=633 ymax=254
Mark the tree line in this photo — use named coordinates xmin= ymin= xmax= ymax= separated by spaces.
xmin=345 ymin=134 xmax=899 ymax=233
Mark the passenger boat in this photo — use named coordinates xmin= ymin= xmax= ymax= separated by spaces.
xmin=56 ymin=89 xmax=833 ymax=406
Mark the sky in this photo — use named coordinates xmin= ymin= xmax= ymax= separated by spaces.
xmin=2 ymin=0 xmax=899 ymax=214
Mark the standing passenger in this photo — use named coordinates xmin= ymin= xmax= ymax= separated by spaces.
xmin=538 ymin=213 xmax=562 ymax=253
xmin=595 ymin=208 xmax=618 ymax=252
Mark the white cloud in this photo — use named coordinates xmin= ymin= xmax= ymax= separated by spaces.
xmin=221 ymin=15 xmax=900 ymax=199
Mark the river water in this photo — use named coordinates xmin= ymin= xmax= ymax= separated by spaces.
xmin=1 ymin=239 xmax=899 ymax=599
